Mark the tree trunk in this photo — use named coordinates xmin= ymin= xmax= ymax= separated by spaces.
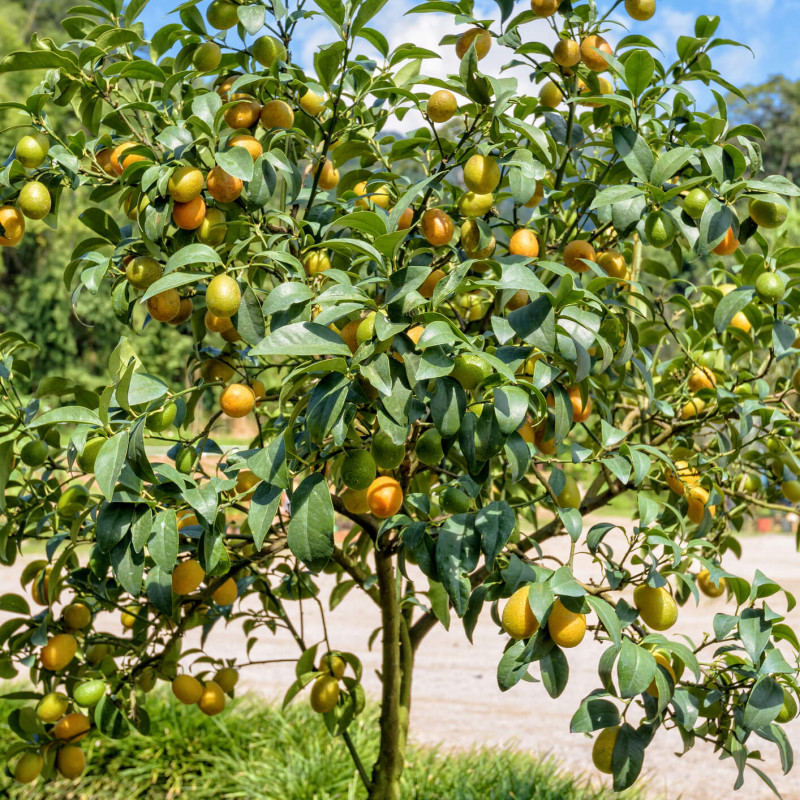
xmin=368 ymin=549 xmax=413 ymax=800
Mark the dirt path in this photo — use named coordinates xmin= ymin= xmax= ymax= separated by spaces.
xmin=6 ymin=522 xmax=800 ymax=799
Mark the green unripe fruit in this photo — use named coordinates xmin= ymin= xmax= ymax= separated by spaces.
xmin=15 ymin=132 xmax=49 ymax=168
xmin=340 ymin=450 xmax=377 ymax=491
xmin=777 ymin=688 xmax=798 ymax=723
xmin=415 ymin=429 xmax=444 ymax=466
xmin=644 ymin=210 xmax=677 ymax=249
xmin=371 ymin=431 xmax=405 ymax=470
xmin=57 ymin=484 xmax=90 ymax=518
xmin=73 ymin=679 xmax=106 ymax=707
xmin=782 ymin=480 xmax=800 ymax=503
xmin=146 ymin=401 xmax=178 ymax=432
xmin=20 ymin=439 xmax=48 ymax=467
xmin=193 ymin=42 xmax=222 ymax=72
xmin=14 ymin=751 xmax=43 ymax=784
xmin=755 ymin=272 xmax=785 ymax=305
xmin=18 ymin=181 xmax=52 ymax=220
xmin=440 ymin=486 xmax=470 ymax=514
xmin=36 ymin=692 xmax=69 ymax=722
xmin=251 ymin=35 xmax=287 ymax=67
xmin=126 ymin=256 xmax=162 ymax=290
xmin=175 ymin=445 xmax=196 ymax=474
xmin=683 ymin=187 xmax=711 ymax=220
xmin=206 ymin=0 xmax=239 ymax=29
xmin=750 ymin=197 xmax=788 ymax=229
xmin=450 ymin=353 xmax=492 ymax=391
xmin=77 ymin=436 xmax=105 ymax=473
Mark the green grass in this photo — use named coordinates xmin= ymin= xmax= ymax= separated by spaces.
xmin=0 ymin=691 xmax=647 ymax=800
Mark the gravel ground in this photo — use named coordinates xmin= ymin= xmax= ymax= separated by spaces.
xmin=5 ymin=520 xmax=800 ymax=799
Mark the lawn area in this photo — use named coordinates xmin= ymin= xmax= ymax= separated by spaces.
xmin=0 ymin=691 xmax=646 ymax=800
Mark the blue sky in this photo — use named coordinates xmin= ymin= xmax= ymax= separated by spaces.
xmin=140 ymin=0 xmax=795 ymax=101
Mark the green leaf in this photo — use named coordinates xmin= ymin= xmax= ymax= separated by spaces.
xmin=497 ymin=639 xmax=529 ymax=691
xmin=287 ymin=473 xmax=334 ymax=572
xmin=111 ymin=536 xmax=144 ymax=596
xmin=744 ymin=676 xmax=784 ymax=732
xmin=251 ymin=323 xmax=352 ymax=357
xmin=216 ymin=147 xmax=254 ymax=182
xmin=714 ymin=288 xmax=754 ymax=333
xmin=306 ymin=373 xmax=350 ymax=444
xmin=739 ymin=607 xmax=772 ymax=663
xmin=435 ymin=513 xmax=481 ymax=617
xmin=248 ymin=483 xmax=282 ymax=550
xmin=314 ymin=41 xmax=346 ymax=91
xmin=589 ymin=184 xmax=644 ymax=210
xmin=612 ymin=723 xmax=646 ymax=791
xmin=237 ymin=3 xmax=266 ymax=33
xmin=0 ymin=441 xmax=12 ymax=513
xmin=352 ymin=0 xmax=390 ymax=33
xmin=235 ymin=285 xmax=265 ymax=346
xmin=164 ymin=244 xmax=222 ymax=272
xmin=492 ymin=385 xmax=528 ymax=435
xmin=430 ymin=377 xmax=467 ymax=437
xmin=570 ymin=697 xmax=620 ymax=733
xmin=586 ymin=595 xmax=622 ymax=649
xmin=141 ymin=271 xmax=207 ymax=302
xmin=650 ymin=147 xmax=695 ymax=186
xmin=540 ymin=645 xmax=569 ymax=698
xmin=148 ymin=510 xmax=178 ymax=572
xmin=624 ymin=50 xmax=654 ymax=97
xmin=476 ymin=501 xmax=515 ymax=568
xmin=611 ymin=126 xmax=654 ymax=183
xmin=29 ymin=406 xmax=102 ymax=428
xmin=94 ymin=431 xmax=129 ymax=500
xmin=96 ymin=502 xmax=134 ymax=553
xmin=616 ymin=638 xmax=656 ymax=698
xmin=0 ymin=49 xmax=73 ymax=74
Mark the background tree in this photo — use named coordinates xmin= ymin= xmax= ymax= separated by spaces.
xmin=1 ymin=1 xmax=800 ymax=799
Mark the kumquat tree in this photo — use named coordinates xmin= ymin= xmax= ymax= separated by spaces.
xmin=2 ymin=0 xmax=800 ymax=796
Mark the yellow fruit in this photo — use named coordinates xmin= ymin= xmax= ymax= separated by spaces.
xmin=508 ymin=229 xmax=539 ymax=258
xmin=316 ymin=160 xmax=340 ymax=190
xmin=120 ymin=604 xmax=139 ymax=629
xmin=354 ymin=180 xmax=391 ymax=209
xmin=126 ymin=256 xmax=162 ymax=290
xmin=224 ymin=95 xmax=261 ymax=129
xmin=63 ymin=601 xmax=92 ymax=631
xmin=0 ymin=205 xmax=25 ymax=246
xmin=172 ymin=559 xmax=205 ymax=595
xmin=299 ymin=90 xmax=325 ymax=116
xmin=531 ymin=0 xmax=560 ymax=15
xmin=547 ymin=599 xmax=586 ymax=648
xmin=53 ymin=712 xmax=90 ymax=741
xmin=304 ymin=250 xmax=331 ymax=275
xmin=553 ymin=38 xmax=581 ymax=67
xmin=592 ymin=726 xmax=619 ymax=774
xmin=688 ymin=365 xmax=716 ymax=392
xmin=501 ymin=586 xmax=539 ymax=640
xmin=461 ymin=218 xmax=496 ymax=258
xmin=220 ymin=383 xmax=256 ymax=418
xmin=205 ymin=311 xmax=233 ymax=333
xmin=581 ymin=34 xmax=613 ymax=72
xmin=597 ymin=250 xmax=627 ymax=279
xmin=41 ymin=633 xmax=78 ymax=672
xmin=697 ymin=568 xmax=726 ymax=598
xmin=206 ymin=274 xmax=241 ymax=318
xmin=321 ymin=653 xmax=346 ymax=679
xmin=146 ymin=289 xmax=181 ymax=322
xmin=633 ymin=584 xmax=678 ymax=631
xmin=665 ymin=461 xmax=699 ymax=496
xmin=457 ymin=191 xmax=494 ymax=217
xmin=197 ymin=207 xmax=227 ymax=246
xmin=456 ymin=28 xmax=491 ymax=60
xmin=428 ymin=90 xmax=457 ymax=123
xmin=260 ymin=99 xmax=295 ymax=129
xmin=230 ymin=134 xmax=263 ymax=161
xmin=366 ymin=476 xmax=404 ymax=518
xmin=212 ymin=577 xmax=238 ymax=605
xmin=198 ymin=680 xmax=226 ymax=715
xmin=168 ymin=166 xmax=205 ymax=203
xmin=729 ymin=311 xmax=751 ymax=334
xmin=687 ymin=485 xmax=715 ymax=524
xmin=463 ymin=154 xmax=500 ymax=194
xmin=214 ymin=667 xmax=239 ymax=693
xmin=539 ymin=81 xmax=562 ymax=108
xmin=524 ymin=181 xmax=545 ymax=208
xmin=310 ymin=675 xmax=340 ymax=713
xmin=56 ymin=745 xmax=86 ymax=779
xmin=36 ymin=692 xmax=69 ymax=722
xmin=235 ymin=469 xmax=260 ymax=498
xmin=420 ymin=268 xmax=446 ymax=299
xmin=564 ymin=240 xmax=596 ymax=273
xmin=556 ymin=475 xmax=581 ymax=509
xmin=680 ymin=397 xmax=706 ymax=419
xmin=625 ymin=0 xmax=656 ymax=20
xmin=172 ymin=674 xmax=203 ymax=704
xmin=578 ymin=77 xmax=614 ymax=107
xmin=14 ymin=751 xmax=43 ymax=784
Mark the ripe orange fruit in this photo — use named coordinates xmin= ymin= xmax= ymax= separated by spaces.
xmin=688 ymin=365 xmax=716 ymax=392
xmin=568 ymin=387 xmax=592 ymax=422
xmin=580 ymin=35 xmax=612 ymax=72
xmin=712 ymin=227 xmax=739 ymax=256
xmin=665 ymin=461 xmax=700 ymax=496
xmin=260 ymin=99 xmax=295 ymax=129
xmin=53 ymin=712 xmax=90 ymax=741
xmin=299 ymin=90 xmax=325 ymax=116
xmin=0 ymin=205 xmax=25 ymax=246
xmin=110 ymin=141 xmax=145 ymax=175
xmin=56 ymin=745 xmax=86 ymax=779
xmin=597 ymin=250 xmax=627 ymax=279
xmin=420 ymin=268 xmax=445 ymax=299
xmin=41 ymin=633 xmax=78 ymax=672
xmin=508 ymin=228 xmax=539 ymax=258
xmin=420 ymin=208 xmax=454 ymax=246
xmin=172 ymin=559 xmax=205 ymax=594
xmin=206 ymin=274 xmax=241 ymax=317
xmin=173 ymin=196 xmax=206 ymax=230
xmin=220 ymin=383 xmax=256 ymax=417
xmin=230 ymin=134 xmax=263 ymax=160
xmin=366 ymin=476 xmax=404 ymax=518
xmin=316 ymin=160 xmax=339 ymax=190
xmin=455 ymin=28 xmax=491 ymax=60
xmin=207 ymin=166 xmax=243 ymax=203
xmin=564 ymin=240 xmax=596 ymax=272
xmin=531 ymin=0 xmax=560 ymax=15
xmin=687 ymin=485 xmax=715 ymax=524
xmin=224 ymin=96 xmax=261 ymax=129
xmin=396 ymin=207 xmax=414 ymax=229
xmin=146 ymin=289 xmax=181 ymax=322
xmin=212 ymin=577 xmax=238 ymax=605
xmin=553 ymin=38 xmax=581 ymax=67
xmin=729 ymin=311 xmax=751 ymax=334
xmin=96 ymin=147 xmax=115 ymax=174
xmin=205 ymin=311 xmax=233 ymax=333
xmin=169 ymin=297 xmax=194 ymax=325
